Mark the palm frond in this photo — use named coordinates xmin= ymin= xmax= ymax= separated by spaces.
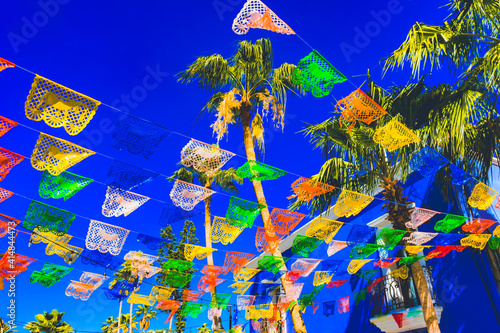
xmin=445 ymin=0 xmax=500 ymax=35
xmin=168 ymin=167 xmax=194 ymax=183
xmin=211 ymin=168 xmax=243 ymax=194
xmin=177 ymin=54 xmax=231 ymax=91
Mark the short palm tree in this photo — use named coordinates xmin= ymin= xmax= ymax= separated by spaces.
xmin=24 ymin=310 xmax=74 ymax=333
xmin=295 ymin=74 xmax=500 ymax=333
xmin=134 ymin=305 xmax=157 ymax=332
xmin=0 ymin=318 xmax=16 ymax=333
xmin=197 ymin=323 xmax=210 ymax=333
xmin=178 ymin=38 xmax=306 ymax=332
xmin=102 ymin=316 xmax=121 ymax=333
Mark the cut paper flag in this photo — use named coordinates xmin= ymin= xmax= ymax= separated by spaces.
xmin=181 ymin=302 xmax=208 ymax=319
xmin=237 ymin=160 xmax=287 ymax=181
xmin=449 ymin=164 xmax=472 ymax=185
xmin=0 ymin=57 xmax=15 ymax=72
xmin=156 ymin=299 xmax=182 ymax=323
xmin=197 ymin=275 xmax=224 ymax=293
xmin=136 ymin=234 xmax=169 ymax=250
xmin=210 ymin=293 xmax=231 ymax=310
xmin=255 ymin=226 xmax=281 ymax=252
xmin=405 ymin=246 xmax=429 ymax=256
xmin=461 ymin=234 xmax=491 ymax=250
xmin=222 ymin=251 xmax=255 ymax=274
xmin=23 ymin=201 xmax=75 ymax=236
xmin=291 ymin=258 xmax=321 ymax=277
xmin=392 ymin=313 xmax=405 ymax=328
xmin=185 ymin=244 xmax=217 ymax=262
xmin=468 ymin=182 xmax=498 ymax=210
xmin=489 ymin=236 xmax=500 ymax=250
xmin=426 ymin=245 xmax=467 ymax=260
xmin=111 ymin=116 xmax=170 ymax=159
xmin=391 ymin=265 xmax=409 ymax=279
xmin=354 ymin=288 xmax=367 ymax=306
xmin=233 ymin=268 xmax=260 ymax=282
xmin=45 ymin=240 xmax=82 ymax=265
xmin=211 ymin=216 xmax=244 ymax=245
xmin=30 ymin=262 xmax=72 ymax=288
xmin=163 ymin=271 xmax=193 ymax=288
xmin=292 ymin=235 xmax=322 ymax=257
xmin=347 ymin=259 xmax=372 ymax=274
xmin=38 ymin=170 xmax=93 ymax=201
xmin=405 ymin=207 xmax=438 ymax=229
xmin=323 ymin=301 xmax=336 ymax=317
xmin=403 ymin=231 xmax=438 ymax=245
xmin=238 ymin=295 xmax=255 ymax=311
xmin=65 ymin=272 xmax=108 ymax=301
xmin=106 ymin=160 xmax=157 ymax=191
xmin=337 ymin=296 xmax=350 ymax=314
xmin=230 ymin=281 xmax=253 ymax=294
xmin=376 ymin=229 xmax=407 ymax=249
xmin=350 ymin=244 xmax=381 ymax=259
xmin=346 ymin=224 xmax=376 ymax=246
xmin=232 ymin=0 xmax=295 ymax=35
xmin=0 ymin=214 xmax=20 ymax=238
xmin=409 ymin=147 xmax=449 ymax=177
xmin=434 ymin=214 xmax=468 ymax=233
xmin=182 ymin=290 xmax=204 ymax=302
xmin=327 ymin=240 xmax=348 ymax=256
xmin=306 ymin=217 xmax=343 ymax=243
xmin=334 ymin=189 xmax=374 ymax=218
xmin=0 ymin=188 xmax=13 ymax=203
xmin=367 ymin=276 xmax=385 ymax=293
xmin=326 ymin=280 xmax=348 ymax=288
xmin=0 ymin=147 xmax=24 ymax=181
xmin=158 ymin=205 xmax=203 ymax=226
xmin=373 ymin=119 xmax=420 ymax=151
xmin=268 ymin=208 xmax=305 ymax=236
xmin=462 ymin=219 xmax=497 ymax=234
xmin=226 ymin=196 xmax=265 ymax=228
xmin=102 ymin=186 xmax=149 ymax=217
xmin=337 ymin=89 xmax=387 ymax=131
xmin=163 ymin=259 xmax=194 ymax=272
xmin=293 ymin=50 xmax=347 ymax=98
xmin=127 ymin=289 xmax=157 ymax=306
xmin=356 ymin=270 xmax=377 ymax=281
xmin=181 ymin=139 xmax=235 ymax=176
xmin=289 ymin=177 xmax=335 ymax=203
xmin=31 ymin=133 xmax=95 ymax=176
xmin=313 ymin=271 xmax=332 ymax=286
xmin=80 ymin=249 xmax=123 ymax=269
xmin=0 ymin=253 xmax=36 ymax=280
xmin=431 ymin=233 xmax=465 ymax=246
xmin=85 ymin=220 xmax=130 ymax=255
xmin=0 ymin=116 xmax=18 ymax=137
xmin=399 ymin=256 xmax=423 ymax=266
xmin=25 ymin=75 xmax=101 ymax=135
xmin=170 ymin=180 xmax=215 ymax=211
xmin=258 ymin=256 xmax=289 ymax=275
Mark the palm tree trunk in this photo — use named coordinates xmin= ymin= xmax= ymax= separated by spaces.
xmin=204 ymin=182 xmax=218 ymax=327
xmin=118 ymin=301 xmax=123 ymax=333
xmin=411 ymin=262 xmax=440 ymax=332
xmin=129 ymin=302 xmax=133 ymax=333
xmin=240 ymin=105 xmax=307 ymax=333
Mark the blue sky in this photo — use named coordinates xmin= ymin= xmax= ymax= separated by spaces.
xmin=0 ymin=0 xmax=452 ymax=332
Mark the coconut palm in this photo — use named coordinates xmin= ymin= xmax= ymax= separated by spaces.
xmin=294 ymin=75 xmax=500 ymax=333
xmin=178 ymin=38 xmax=306 ymax=332
xmin=134 ymin=305 xmax=157 ymax=332
xmin=197 ymin=323 xmax=210 ymax=333
xmin=24 ymin=310 xmax=74 ymax=333
xmin=0 ymin=318 xmax=16 ymax=333
xmin=102 ymin=316 xmax=121 ymax=333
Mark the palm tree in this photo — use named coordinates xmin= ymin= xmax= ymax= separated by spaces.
xmin=0 ymin=318 xmax=16 ymax=333
xmin=178 ymin=38 xmax=307 ymax=332
xmin=295 ymin=75 xmax=500 ymax=333
xmin=102 ymin=316 xmax=121 ymax=333
xmin=197 ymin=323 xmax=210 ymax=333
xmin=24 ymin=310 xmax=74 ymax=333
xmin=118 ymin=314 xmax=137 ymax=333
xmin=134 ymin=305 xmax=157 ymax=333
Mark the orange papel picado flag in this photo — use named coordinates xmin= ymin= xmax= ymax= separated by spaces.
xmin=0 ymin=57 xmax=15 ymax=72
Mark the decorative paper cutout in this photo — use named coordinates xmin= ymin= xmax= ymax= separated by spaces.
xmin=106 ymin=160 xmax=157 ymax=191
xmin=127 ymin=289 xmax=157 ymax=306
xmin=198 ymin=275 xmax=224 ymax=293
xmin=489 ymin=236 xmax=500 ymax=250
xmin=268 ymin=208 xmax=305 ymax=236
xmin=460 ymin=234 xmax=491 ymax=250
xmin=170 ymin=180 xmax=214 ymax=211
xmin=449 ymin=164 xmax=472 ymax=185
xmin=323 ymin=301 xmax=336 ymax=317
xmin=237 ymin=295 xmax=255 ymax=310
xmin=163 ymin=270 xmax=193 ymax=288
xmin=65 ymin=281 xmax=96 ymax=301
xmin=391 ymin=265 xmax=409 ymax=279
xmin=85 ymin=220 xmax=130 ymax=255
xmin=468 ymin=182 xmax=498 ymax=210
xmin=354 ymin=288 xmax=367 ymax=306
xmin=258 ymin=256 xmax=289 ymax=274
xmin=80 ymin=249 xmax=123 ymax=269
xmin=291 ymin=258 xmax=321 ymax=277
xmin=0 ymin=214 xmax=20 ymax=238
xmin=350 ymin=244 xmax=381 ymax=259
xmin=434 ymin=214 xmax=468 ymax=233
xmin=46 ymin=242 xmax=83 ymax=265
xmin=234 ymin=268 xmax=260 ymax=281
xmin=80 ymin=271 xmax=108 ymax=288
xmin=30 ymin=262 xmax=72 ymax=287
xmin=0 ymin=147 xmax=24 ymax=181
xmin=181 ymin=290 xmax=204 ymax=302
xmin=163 ymin=259 xmax=194 ymax=272
xmin=367 ymin=276 xmax=386 ymax=293
xmin=156 ymin=299 xmax=182 ymax=322
xmin=0 ymin=57 xmax=15 ymax=71
xmin=403 ymin=231 xmax=438 ymax=245
xmin=246 ymin=304 xmax=276 ymax=321
xmin=334 ymin=190 xmax=374 ymax=218
xmin=39 ymin=170 xmax=93 ymax=201
xmin=237 ymin=160 xmax=287 ymax=181
xmin=399 ymin=256 xmax=423 ymax=266
xmin=327 ymin=240 xmax=348 ymax=256
xmin=337 ymin=89 xmax=387 ymax=131
xmin=405 ymin=208 xmax=438 ymax=229
xmin=102 ymin=186 xmax=149 ymax=217
xmin=289 ymin=177 xmax=335 ymax=203
xmin=226 ymin=196 xmax=265 ymax=228
xmin=232 ymin=0 xmax=295 ymax=35
xmin=222 ymin=251 xmax=255 ymax=274
xmin=426 ymin=245 xmax=467 ymax=260
xmin=298 ymin=286 xmax=324 ymax=312
xmin=373 ymin=119 xmax=420 ymax=151
xmin=0 ymin=188 xmax=13 ymax=203
xmin=207 ymin=307 xmax=222 ymax=321
xmin=313 ymin=271 xmax=332 ymax=286
xmin=405 ymin=246 xmax=429 ymax=256
xmin=292 ymin=235 xmax=323 ymax=257
xmin=31 ymin=133 xmax=95 ymax=175
xmin=462 ymin=219 xmax=496 ymax=234
xmin=111 ymin=116 xmax=170 ymax=159
xmin=356 ymin=270 xmax=377 ymax=281
xmin=23 ymin=201 xmax=75 ymax=236
xmin=255 ymin=226 xmax=284 ymax=253
xmin=211 ymin=216 xmax=244 ymax=245
xmin=347 ymin=259 xmax=372 ymax=274
xmin=185 ymin=244 xmax=217 ymax=262
xmin=30 ymin=229 xmax=72 ymax=246
xmin=0 ymin=253 xmax=36 ymax=280
xmin=392 ymin=313 xmax=405 ymax=328
xmin=125 ymin=252 xmax=161 ymax=280
xmin=337 ymin=296 xmax=350 ymax=314
xmin=158 ymin=205 xmax=203 ymax=226
xmin=210 ymin=293 xmax=231 ymax=310
xmin=180 ymin=302 xmax=208 ymax=319
xmin=0 ymin=116 xmax=18 ymax=137
xmin=376 ymin=229 xmax=407 ymax=249
xmin=181 ymin=139 xmax=235 ymax=176
xmin=282 ymin=270 xmax=302 ymax=284
xmin=346 ymin=225 xmax=376 ymax=246
xmin=229 ymin=281 xmax=253 ymax=294
xmin=25 ymin=75 xmax=101 ymax=135
xmin=409 ymin=147 xmax=448 ymax=177
xmin=374 ymin=258 xmax=400 ymax=268
xmin=431 ymin=233 xmax=465 ymax=246
xmin=104 ymin=279 xmax=137 ymax=301
xmin=306 ymin=218 xmax=343 ymax=243
xmin=201 ymin=265 xmax=226 ymax=279
xmin=326 ymin=280 xmax=348 ymax=288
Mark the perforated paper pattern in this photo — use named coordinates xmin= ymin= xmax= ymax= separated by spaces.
xmin=237 ymin=295 xmax=255 ymax=310
xmin=111 ymin=116 xmax=170 ymax=159
xmin=23 ymin=201 xmax=75 ymax=236
xmin=323 ymin=301 xmax=336 ymax=317
xmin=197 ymin=275 xmax=224 ymax=293
xmin=326 ymin=279 xmax=348 ymax=288
xmin=80 ymin=249 xmax=123 ymax=269
xmin=127 ymin=290 xmax=156 ymax=306
xmin=376 ymin=229 xmax=407 ymax=249
xmin=180 ymin=302 xmax=208 ymax=319
xmin=0 ymin=187 xmax=13 ymax=203
xmin=106 ymin=160 xmax=157 ymax=191
xmin=306 ymin=218 xmax=343 ymax=243
xmin=233 ymin=268 xmax=260 ymax=281
xmin=38 ymin=170 xmax=93 ymax=201
xmin=185 ymin=244 xmax=217 ymax=262
xmin=349 ymin=244 xmax=381 ymax=259
xmin=232 ymin=0 xmax=295 ymax=35
xmin=85 ymin=220 xmax=130 ymax=255
xmin=0 ymin=253 xmax=36 ymax=280
xmin=181 ymin=290 xmax=204 ymax=302
xmin=347 ymin=259 xmax=372 ymax=274
xmin=367 ymin=276 xmax=386 ymax=293
xmin=399 ymin=256 xmax=423 ymax=266
xmin=30 ymin=262 xmax=72 ymax=288
xmin=163 ymin=259 xmax=194 ymax=272
xmin=102 ymin=186 xmax=149 ymax=217
xmin=337 ymin=89 xmax=387 ymax=130
xmin=462 ymin=219 xmax=497 ymax=234
xmin=255 ymin=226 xmax=284 ymax=252
xmin=405 ymin=246 xmax=429 ymax=256
xmin=403 ymin=231 xmax=438 ymax=245
xmin=0 ymin=116 xmax=18 ymax=137
xmin=268 ymin=208 xmax=305 ymax=236
xmin=293 ymin=50 xmax=347 ymax=98
xmin=327 ymin=240 xmax=348 ymax=256
xmin=0 ymin=214 xmax=20 ymax=238
xmin=158 ymin=205 xmax=203 ymax=226
xmin=373 ymin=119 xmax=420 ymax=151
xmin=313 ymin=271 xmax=332 ymax=286
xmin=229 ymin=281 xmax=253 ymax=294
xmin=290 ymin=258 xmax=321 ymax=277
xmin=409 ymin=147 xmax=449 ymax=177
xmin=222 ymin=251 xmax=255 ymax=274
xmin=65 ymin=281 xmax=97 ymax=301
xmin=163 ymin=270 xmax=193 ymax=288
xmin=405 ymin=208 xmax=438 ymax=229
xmin=46 ymin=242 xmax=83 ymax=264
xmin=460 ymin=234 xmax=491 ymax=250
xmin=170 ymin=180 xmax=214 ymax=211
xmin=31 ymin=133 xmax=95 ymax=176
xmin=210 ymin=293 xmax=231 ymax=310
xmin=289 ymin=177 xmax=335 ymax=202
xmin=258 ymin=256 xmax=289 ymax=274
xmin=226 ymin=196 xmax=265 ymax=228
xmin=391 ymin=265 xmax=409 ymax=279
xmin=291 ymin=235 xmax=322 ymax=257
xmin=211 ymin=216 xmax=244 ymax=245
xmin=356 ymin=270 xmax=377 ymax=281
xmin=237 ymin=160 xmax=287 ymax=181
xmin=201 ymin=265 xmax=226 ymax=279
xmin=434 ymin=214 xmax=468 ymax=233
xmin=426 ymin=245 xmax=467 ymax=260
xmin=468 ymin=182 xmax=498 ymax=210
xmin=449 ymin=164 xmax=472 ymax=185
xmin=346 ymin=224 xmax=376 ymax=246
xmin=334 ymin=190 xmax=374 ymax=218
xmin=181 ymin=139 xmax=234 ymax=176
xmin=0 ymin=57 xmax=15 ymax=71
xmin=80 ymin=271 xmax=108 ymax=288
xmin=0 ymin=147 xmax=24 ymax=181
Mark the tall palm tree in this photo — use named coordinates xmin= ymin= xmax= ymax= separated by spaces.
xmin=102 ymin=316 xmax=121 ymax=333
xmin=118 ymin=314 xmax=137 ymax=333
xmin=24 ymin=310 xmax=74 ymax=333
xmin=134 ymin=305 xmax=157 ymax=333
xmin=295 ymin=75 xmax=500 ymax=333
xmin=178 ymin=38 xmax=307 ymax=332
